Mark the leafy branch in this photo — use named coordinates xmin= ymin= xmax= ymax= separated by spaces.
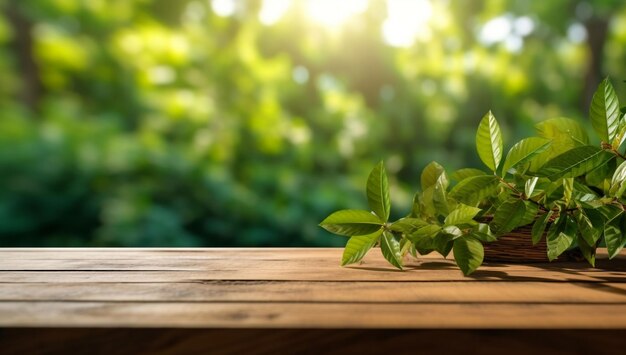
xmin=321 ymin=77 xmax=626 ymax=275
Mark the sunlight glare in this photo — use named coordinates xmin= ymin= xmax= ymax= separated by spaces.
xmin=382 ymin=0 xmax=433 ymax=48
xmin=259 ymin=0 xmax=291 ymax=26
xmin=305 ymin=0 xmax=369 ymax=27
xmin=211 ymin=0 xmax=236 ymax=17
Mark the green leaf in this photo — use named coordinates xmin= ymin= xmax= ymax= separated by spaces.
xmin=421 ymin=161 xmax=446 ymax=191
xmin=476 ymin=111 xmax=503 ymax=173
xmin=502 ymin=137 xmax=551 ymax=176
xmin=578 ymin=237 xmax=596 ymax=267
xmin=519 ymin=200 xmax=540 ymax=227
xmin=531 ymin=117 xmax=589 ymax=171
xmin=433 ymin=173 xmax=450 ymax=216
xmin=450 ymin=168 xmax=487 ymax=181
xmin=605 ymin=215 xmax=626 ymax=259
xmin=390 ymin=218 xmax=428 ymax=234
xmin=449 ymin=175 xmax=500 ymax=206
xmin=413 ymin=235 xmax=435 ymax=255
xmin=546 ymin=215 xmax=575 ymax=261
xmin=367 ymin=161 xmax=391 ymax=222
xmin=491 ymin=199 xmax=526 ymax=235
xmin=380 ymin=231 xmax=403 ymax=269
xmin=575 ymin=209 xmax=602 ymax=246
xmin=453 ymin=237 xmax=484 ymax=276
xmin=537 ymin=145 xmax=614 ymax=181
xmin=586 ymin=157 xmax=615 ymax=187
xmin=441 ymin=225 xmax=463 ymax=239
xmin=471 ymin=223 xmax=497 ymax=242
xmin=589 ymin=77 xmax=620 ymax=143
xmin=563 ymin=178 xmax=574 ymax=205
xmin=341 ymin=230 xmax=382 ymax=266
xmin=611 ymin=119 xmax=626 ymax=150
xmin=319 ymin=210 xmax=384 ymax=236
xmin=433 ymin=233 xmax=454 ymax=257
xmin=444 ymin=205 xmax=482 ymax=226
xmin=610 ymin=160 xmax=626 ymax=198
xmin=531 ymin=211 xmax=553 ymax=245
xmin=407 ymin=224 xmax=442 ymax=242
xmin=524 ymin=177 xmax=539 ymax=198
xmin=409 ymin=192 xmax=421 ymax=218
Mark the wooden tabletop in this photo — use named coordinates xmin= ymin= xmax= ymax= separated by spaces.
xmin=2 ymin=247 xmax=626 ymax=354
xmin=1 ymin=247 xmax=626 ymax=330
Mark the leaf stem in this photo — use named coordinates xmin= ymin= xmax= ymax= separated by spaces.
xmin=610 ymin=148 xmax=626 ymax=161
xmin=497 ymin=176 xmax=522 ymax=195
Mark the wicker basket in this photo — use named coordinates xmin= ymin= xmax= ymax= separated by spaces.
xmin=482 ymin=219 xmax=582 ymax=263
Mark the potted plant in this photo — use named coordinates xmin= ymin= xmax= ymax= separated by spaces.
xmin=320 ymin=78 xmax=626 ymax=275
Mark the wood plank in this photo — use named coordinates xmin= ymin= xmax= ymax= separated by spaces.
xmin=1 ymin=281 xmax=626 ymax=303
xmin=1 ymin=248 xmax=625 ymax=283
xmin=0 ymin=247 xmax=621 ymax=259
xmin=2 ymin=301 xmax=626 ymax=328
xmin=2 ymin=263 xmax=626 ymax=282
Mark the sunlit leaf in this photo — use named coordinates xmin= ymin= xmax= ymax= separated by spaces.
xmin=475 ymin=111 xmax=503 ymax=173
xmin=610 ymin=160 xmax=626 ymax=198
xmin=453 ymin=237 xmax=484 ymax=276
xmin=525 ymin=177 xmax=539 ymax=197
xmin=502 ymin=137 xmax=551 ymax=176
xmin=341 ymin=229 xmax=382 ymax=266
xmin=589 ymin=77 xmax=620 ymax=143
xmin=537 ymin=145 xmax=614 ymax=181
xmin=450 ymin=168 xmax=487 ymax=181
xmin=441 ymin=225 xmax=463 ymax=239
xmin=367 ymin=161 xmax=391 ymax=221
xmin=449 ymin=175 xmax=500 ymax=206
xmin=319 ymin=210 xmax=383 ymax=236
xmin=421 ymin=161 xmax=446 ymax=191
xmin=531 ymin=117 xmax=588 ymax=171
xmin=444 ymin=204 xmax=482 ymax=226
xmin=407 ymin=224 xmax=442 ymax=242
xmin=471 ymin=223 xmax=497 ymax=242
xmin=433 ymin=173 xmax=450 ymax=216
xmin=380 ymin=231 xmax=403 ymax=269
xmin=389 ymin=218 xmax=428 ymax=233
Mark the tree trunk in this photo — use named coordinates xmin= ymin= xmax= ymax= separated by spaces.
xmin=582 ymin=17 xmax=609 ymax=112
xmin=6 ymin=1 xmax=42 ymax=112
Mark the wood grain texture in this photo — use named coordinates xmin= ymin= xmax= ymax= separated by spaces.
xmin=2 ymin=281 xmax=626 ymax=303
xmin=3 ymin=302 xmax=626 ymax=328
xmin=0 ymin=248 xmax=626 ymax=330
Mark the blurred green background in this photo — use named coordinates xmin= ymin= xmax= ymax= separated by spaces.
xmin=1 ymin=0 xmax=625 ymax=247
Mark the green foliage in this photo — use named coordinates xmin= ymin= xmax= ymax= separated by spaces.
xmin=453 ymin=237 xmax=484 ymax=276
xmin=319 ymin=210 xmax=383 ymax=236
xmin=2 ymin=1 xmax=626 ymax=249
xmin=538 ymin=146 xmax=614 ymax=180
xmin=590 ymin=78 xmax=620 ymax=143
xmin=341 ymin=230 xmax=382 ymax=266
xmin=322 ymin=79 xmax=626 ymax=275
xmin=476 ymin=111 xmax=503 ymax=173
xmin=502 ymin=138 xmax=551 ymax=176
xmin=367 ymin=162 xmax=391 ymax=222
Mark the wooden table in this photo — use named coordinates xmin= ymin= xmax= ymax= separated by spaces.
xmin=1 ymin=248 xmax=626 ymax=354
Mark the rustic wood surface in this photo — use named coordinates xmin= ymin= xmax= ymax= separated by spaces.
xmin=1 ymin=248 xmax=626 ymax=328
xmin=1 ymin=248 xmax=626 ymax=354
